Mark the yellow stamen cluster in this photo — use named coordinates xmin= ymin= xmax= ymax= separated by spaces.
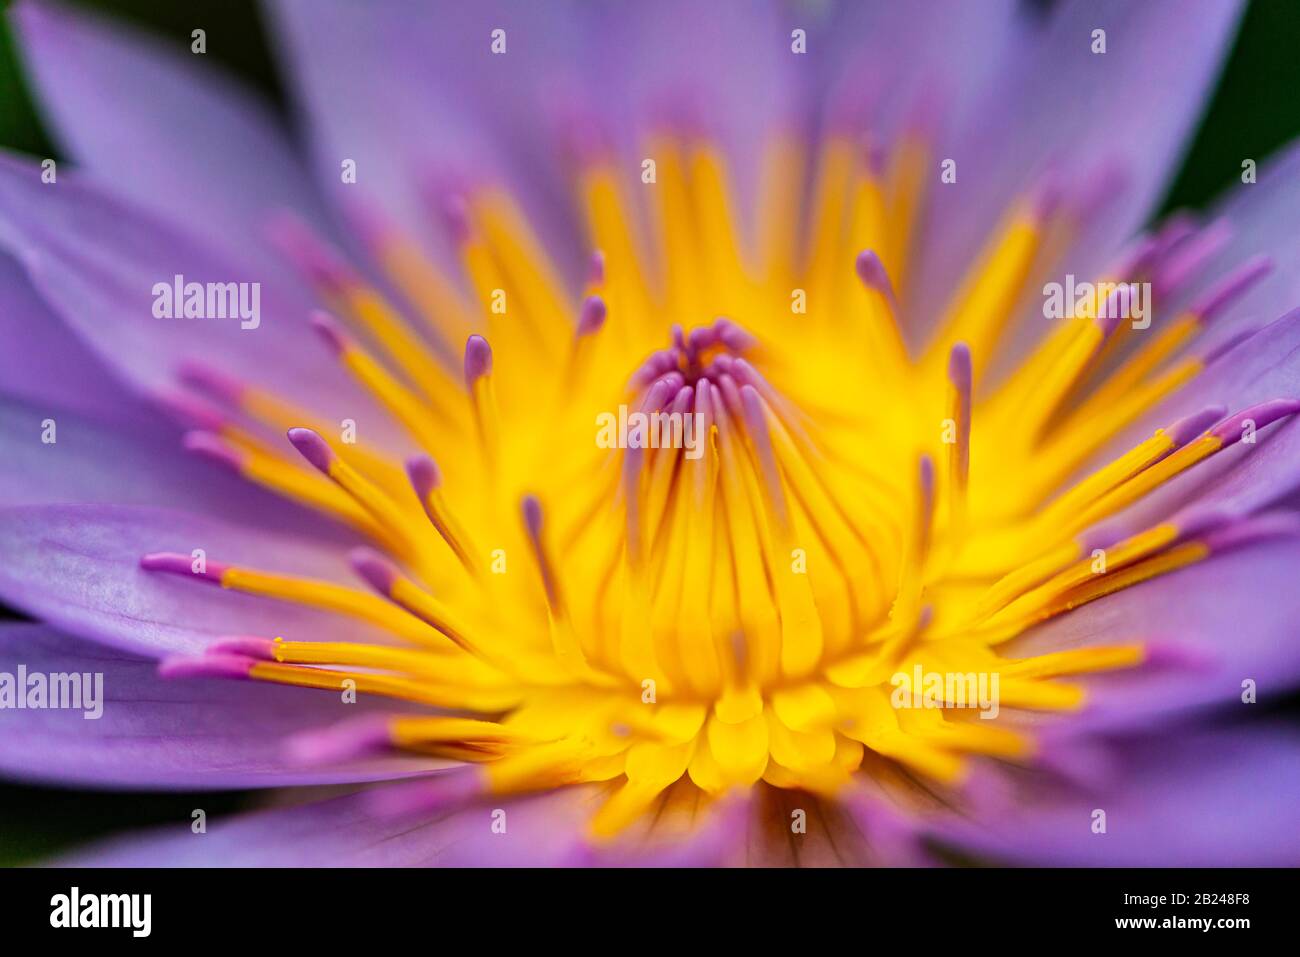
xmin=168 ymin=132 xmax=1271 ymax=841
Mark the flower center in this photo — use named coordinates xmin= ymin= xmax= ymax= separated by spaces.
xmin=147 ymin=129 xmax=1292 ymax=840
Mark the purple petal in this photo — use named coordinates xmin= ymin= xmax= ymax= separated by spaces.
xmin=0 ymin=503 xmax=383 ymax=657
xmin=0 ymin=254 xmax=146 ymax=425
xmin=1088 ymin=308 xmax=1300 ymax=534
xmin=9 ymin=0 xmax=334 ymax=270
xmin=61 ymin=783 xmax=603 ymax=866
xmin=1006 ymin=535 xmax=1300 ymax=732
xmin=910 ymin=0 xmax=1244 ymax=344
xmin=931 ymin=726 xmax=1300 ymax=865
xmin=267 ymin=0 xmax=585 ymax=282
xmin=0 ymin=154 xmax=411 ymax=458
xmin=0 ymin=622 xmax=446 ymax=789
xmin=811 ymin=0 xmax=1018 ymax=138
xmin=0 ymin=396 xmax=343 ymax=534
xmin=1159 ymin=141 xmax=1300 ymax=344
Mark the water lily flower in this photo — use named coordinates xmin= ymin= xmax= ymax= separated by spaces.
xmin=1 ymin=0 xmax=1298 ymax=867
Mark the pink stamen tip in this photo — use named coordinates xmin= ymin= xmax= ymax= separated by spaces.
xmin=739 ymin=383 xmax=768 ymax=429
xmin=715 ymin=373 xmax=744 ymax=418
xmin=1112 ymin=235 xmax=1161 ymax=280
xmin=1028 ymin=174 xmax=1064 ymax=224
xmin=521 ymin=495 xmax=544 ymax=538
xmin=366 ymin=767 xmax=488 ymax=819
xmin=654 ymin=371 xmax=686 ymax=404
xmin=285 ymin=715 xmax=392 ymax=766
xmin=557 ymin=110 xmax=612 ymax=165
xmin=1141 ymin=639 xmax=1219 ymax=671
xmin=1095 ymin=283 xmax=1139 ymax=337
xmin=406 ymin=455 xmax=443 ymax=498
xmin=264 ymin=211 xmax=356 ymax=292
xmin=1190 ymin=255 xmax=1273 ymax=325
xmin=855 ymin=250 xmax=900 ymax=310
xmin=176 ymin=360 xmax=245 ymax=405
xmin=587 ymin=250 xmax=606 ymax=287
xmin=158 ymin=653 xmax=255 ymax=681
xmin=182 ymin=430 xmax=245 ymax=472
xmin=350 ymin=547 xmax=401 ymax=595
xmin=1165 ymin=405 xmax=1227 ymax=446
xmin=1201 ymin=511 xmax=1300 ymax=553
xmin=341 ymin=198 xmax=392 ymax=251
xmin=863 ymin=141 xmax=888 ymax=177
xmin=441 ymin=194 xmax=473 ymax=245
xmin=310 ymin=310 xmax=351 ymax=356
xmin=156 ymin=391 xmax=227 ymax=432
xmin=1154 ymin=219 xmax=1232 ymax=296
xmin=1171 ymin=506 xmax=1234 ymax=542
xmin=464 ymin=335 xmax=493 ymax=385
xmin=523 ymin=496 xmax=561 ymax=605
xmin=687 ymin=325 xmax=717 ymax=356
xmin=577 ymin=295 xmax=607 ymax=337
xmin=1079 ymin=525 xmax=1123 ymax=554
xmin=1210 ymin=399 xmax=1300 ymax=445
xmin=713 ymin=317 xmax=757 ymax=352
xmin=947 ymin=342 xmax=972 ymax=393
xmin=1201 ymin=325 xmax=1260 ymax=366
xmin=630 ymin=349 xmax=683 ymax=390
xmin=1153 ymin=212 xmax=1198 ymax=258
xmin=711 ymin=353 xmax=737 ymax=376
xmin=205 ymin=636 xmax=278 ymax=659
xmin=918 ymin=455 xmax=935 ymax=504
xmin=140 ymin=551 xmax=227 ymax=583
xmin=287 ymin=428 xmax=336 ymax=474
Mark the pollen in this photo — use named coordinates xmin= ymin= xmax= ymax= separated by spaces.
xmin=152 ymin=128 xmax=1291 ymax=842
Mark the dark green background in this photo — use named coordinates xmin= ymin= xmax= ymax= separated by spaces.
xmin=0 ymin=0 xmax=1298 ymax=865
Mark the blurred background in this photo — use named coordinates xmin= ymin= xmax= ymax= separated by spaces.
xmin=0 ymin=0 xmax=1298 ymax=863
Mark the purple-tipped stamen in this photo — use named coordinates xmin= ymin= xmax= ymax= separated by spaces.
xmin=1152 ymin=219 xmax=1232 ymax=297
xmin=440 ymin=193 xmax=473 ymax=246
xmin=182 ymin=431 xmax=245 ymax=472
xmin=286 ymin=427 xmax=336 ymax=474
xmin=158 ymin=653 xmax=256 ymax=681
xmin=577 ymin=295 xmax=607 ymax=337
xmin=1094 ymin=282 xmax=1142 ymax=337
xmin=1188 ymin=255 xmax=1273 ymax=325
xmin=205 ymin=636 xmax=279 ymax=660
xmin=140 ymin=551 xmax=228 ymax=583
xmin=156 ymin=391 xmax=227 ymax=432
xmin=366 ymin=767 xmax=488 ymax=819
xmin=464 ymin=334 xmax=493 ymax=387
xmin=265 ymin=211 xmax=358 ymax=293
xmin=855 ymin=249 xmax=901 ymax=314
xmin=1201 ymin=511 xmax=1300 ymax=553
xmin=285 ymin=715 xmax=393 ymax=766
xmin=1165 ymin=405 xmax=1228 ymax=447
xmin=176 ymin=360 xmax=245 ymax=405
xmin=947 ymin=341 xmax=972 ymax=395
xmin=1210 ymin=399 xmax=1300 ymax=445
xmin=1199 ymin=325 xmax=1261 ymax=366
xmin=310 ymin=310 xmax=351 ymax=356
xmin=406 ymin=454 xmax=443 ymax=499
xmin=350 ymin=546 xmax=401 ymax=595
